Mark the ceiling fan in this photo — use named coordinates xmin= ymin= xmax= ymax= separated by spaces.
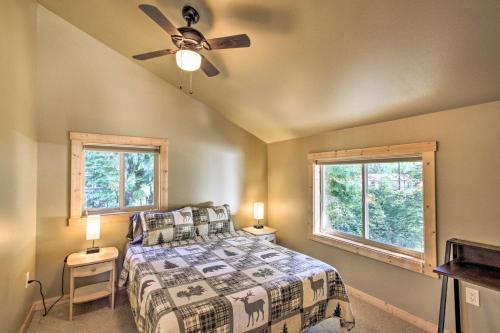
xmin=132 ymin=4 xmax=251 ymax=77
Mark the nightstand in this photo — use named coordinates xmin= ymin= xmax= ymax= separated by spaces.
xmin=67 ymin=247 xmax=118 ymax=320
xmin=243 ymin=226 xmax=277 ymax=243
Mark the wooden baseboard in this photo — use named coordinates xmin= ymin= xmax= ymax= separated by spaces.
xmin=25 ymin=285 xmax=448 ymax=332
xmin=20 ymin=284 xmax=126 ymax=331
xmin=32 ymin=294 xmax=70 ymax=311
xmin=18 ymin=304 xmax=36 ymax=333
xmin=19 ymin=286 xmax=446 ymax=333
xmin=347 ymin=285 xmax=451 ymax=333
xmin=32 ymin=286 xmax=127 ymax=311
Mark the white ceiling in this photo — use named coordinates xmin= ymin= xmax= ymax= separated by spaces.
xmin=38 ymin=0 xmax=500 ymax=142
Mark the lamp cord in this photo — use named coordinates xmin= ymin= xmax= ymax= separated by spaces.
xmin=28 ymin=254 xmax=70 ymax=317
xmin=29 ymin=280 xmax=47 ymax=316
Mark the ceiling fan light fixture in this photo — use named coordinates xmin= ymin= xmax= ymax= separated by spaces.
xmin=176 ymin=50 xmax=201 ymax=71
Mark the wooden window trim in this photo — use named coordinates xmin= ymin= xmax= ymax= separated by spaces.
xmin=69 ymin=132 xmax=168 ymax=226
xmin=307 ymin=142 xmax=437 ymax=278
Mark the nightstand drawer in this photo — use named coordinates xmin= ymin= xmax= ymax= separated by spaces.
xmin=257 ymin=234 xmax=276 ymax=243
xmin=73 ymin=261 xmax=112 ymax=277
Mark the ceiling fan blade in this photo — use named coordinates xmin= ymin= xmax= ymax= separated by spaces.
xmin=206 ymin=34 xmax=251 ymax=50
xmin=201 ymin=56 xmax=220 ymax=77
xmin=132 ymin=49 xmax=176 ymax=60
xmin=138 ymin=4 xmax=180 ymax=36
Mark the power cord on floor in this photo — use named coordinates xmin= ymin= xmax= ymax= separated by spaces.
xmin=28 ymin=254 xmax=70 ymax=317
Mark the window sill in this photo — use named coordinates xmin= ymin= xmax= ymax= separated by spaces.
xmin=68 ymin=212 xmax=134 ymax=226
xmin=309 ymin=232 xmax=438 ymax=278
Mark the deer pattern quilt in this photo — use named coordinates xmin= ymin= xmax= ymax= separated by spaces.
xmin=119 ymin=231 xmax=355 ymax=333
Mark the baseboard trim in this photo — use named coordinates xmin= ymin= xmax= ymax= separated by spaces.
xmin=347 ymin=285 xmax=451 ymax=333
xmin=32 ymin=294 xmax=70 ymax=311
xmin=18 ymin=304 xmax=36 ymax=333
xmin=24 ymin=285 xmax=447 ymax=332
xmin=19 ymin=285 xmax=128 ymax=332
xmin=31 ymin=286 xmax=127 ymax=311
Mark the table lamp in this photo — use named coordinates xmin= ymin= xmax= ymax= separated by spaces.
xmin=253 ymin=202 xmax=264 ymax=229
xmin=86 ymin=215 xmax=101 ymax=254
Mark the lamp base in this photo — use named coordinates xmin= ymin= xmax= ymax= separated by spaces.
xmin=86 ymin=247 xmax=100 ymax=254
xmin=253 ymin=224 xmax=264 ymax=229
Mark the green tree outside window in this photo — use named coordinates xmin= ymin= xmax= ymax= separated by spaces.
xmin=323 ymin=161 xmax=423 ymax=252
xmin=84 ymin=150 xmax=156 ymax=211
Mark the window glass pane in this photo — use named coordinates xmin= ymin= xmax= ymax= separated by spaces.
xmin=323 ymin=164 xmax=363 ymax=236
xmin=124 ymin=153 xmax=155 ymax=207
xmin=367 ymin=161 xmax=423 ymax=252
xmin=84 ymin=151 xmax=120 ymax=210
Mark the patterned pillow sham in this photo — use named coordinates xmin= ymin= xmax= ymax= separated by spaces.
xmin=140 ymin=207 xmax=196 ymax=246
xmin=192 ymin=204 xmax=235 ymax=236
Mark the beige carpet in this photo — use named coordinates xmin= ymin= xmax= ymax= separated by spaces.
xmin=28 ymin=291 xmax=426 ymax=333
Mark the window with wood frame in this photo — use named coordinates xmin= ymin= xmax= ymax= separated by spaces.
xmin=308 ymin=142 xmax=437 ymax=277
xmin=69 ymin=132 xmax=168 ymax=225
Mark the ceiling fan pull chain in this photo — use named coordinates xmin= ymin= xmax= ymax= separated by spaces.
xmin=189 ymin=72 xmax=194 ymax=94
xmin=178 ymin=56 xmax=183 ymax=90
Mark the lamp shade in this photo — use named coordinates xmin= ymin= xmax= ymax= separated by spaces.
xmin=175 ymin=50 xmax=202 ymax=71
xmin=253 ymin=202 xmax=264 ymax=220
xmin=86 ymin=215 xmax=101 ymax=241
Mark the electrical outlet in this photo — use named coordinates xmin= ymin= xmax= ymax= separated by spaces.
xmin=465 ymin=287 xmax=479 ymax=306
xmin=25 ymin=272 xmax=30 ymax=288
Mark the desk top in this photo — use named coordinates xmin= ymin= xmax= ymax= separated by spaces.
xmin=434 ymin=260 xmax=500 ymax=292
xmin=434 ymin=239 xmax=500 ymax=292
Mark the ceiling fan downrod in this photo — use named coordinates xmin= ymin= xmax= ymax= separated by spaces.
xmin=182 ymin=6 xmax=200 ymax=27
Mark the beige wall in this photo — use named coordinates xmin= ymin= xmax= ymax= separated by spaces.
xmin=6 ymin=3 xmax=499 ymax=332
xmin=36 ymin=6 xmax=267 ymax=297
xmin=268 ymin=102 xmax=500 ymax=332
xmin=0 ymin=0 xmax=38 ymax=332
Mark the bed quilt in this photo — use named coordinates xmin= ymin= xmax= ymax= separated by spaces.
xmin=119 ymin=231 xmax=354 ymax=333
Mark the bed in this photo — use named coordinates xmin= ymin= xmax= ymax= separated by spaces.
xmin=119 ymin=230 xmax=355 ymax=333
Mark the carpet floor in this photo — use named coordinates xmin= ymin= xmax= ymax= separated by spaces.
xmin=27 ymin=291 xmax=426 ymax=333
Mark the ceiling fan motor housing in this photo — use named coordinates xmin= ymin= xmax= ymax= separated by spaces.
xmin=172 ymin=27 xmax=209 ymax=50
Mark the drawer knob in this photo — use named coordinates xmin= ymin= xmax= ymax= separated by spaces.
xmin=91 ymin=267 xmax=96 ymax=272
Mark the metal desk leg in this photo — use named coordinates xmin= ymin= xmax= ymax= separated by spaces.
xmin=451 ymin=240 xmax=462 ymax=333
xmin=438 ymin=275 xmax=448 ymax=333
xmin=453 ymin=277 xmax=462 ymax=332
xmin=438 ymin=240 xmax=452 ymax=333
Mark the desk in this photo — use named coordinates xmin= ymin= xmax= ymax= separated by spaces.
xmin=434 ymin=239 xmax=500 ymax=333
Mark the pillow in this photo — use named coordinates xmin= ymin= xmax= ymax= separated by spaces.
xmin=126 ymin=212 xmax=144 ymax=244
xmin=140 ymin=207 xmax=196 ymax=246
xmin=192 ymin=204 xmax=235 ymax=236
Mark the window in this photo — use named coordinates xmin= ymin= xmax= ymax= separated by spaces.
xmin=308 ymin=142 xmax=437 ymax=277
xmin=321 ymin=159 xmax=424 ymax=257
xmin=84 ymin=149 xmax=158 ymax=213
xmin=69 ymin=133 xmax=168 ymax=225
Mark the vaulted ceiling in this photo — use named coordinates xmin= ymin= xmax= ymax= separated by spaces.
xmin=38 ymin=0 xmax=500 ymax=142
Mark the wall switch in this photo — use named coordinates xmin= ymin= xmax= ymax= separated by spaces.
xmin=25 ymin=272 xmax=30 ymax=288
xmin=465 ymin=287 xmax=479 ymax=306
